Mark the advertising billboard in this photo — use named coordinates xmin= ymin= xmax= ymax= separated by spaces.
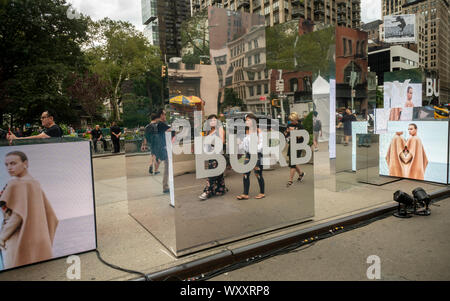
xmin=384 ymin=14 xmax=416 ymax=44
xmin=379 ymin=121 xmax=449 ymax=184
xmin=0 ymin=141 xmax=97 ymax=271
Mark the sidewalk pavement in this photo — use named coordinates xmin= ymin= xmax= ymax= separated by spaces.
xmin=212 ymin=195 xmax=450 ymax=281
xmin=0 ymin=144 xmax=447 ymax=281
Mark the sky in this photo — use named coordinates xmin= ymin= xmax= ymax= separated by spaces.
xmin=66 ymin=0 xmax=382 ymax=32
xmin=66 ymin=0 xmax=145 ymax=31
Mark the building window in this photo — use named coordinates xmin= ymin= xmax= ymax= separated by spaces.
xmin=290 ymin=78 xmax=298 ymax=92
xmin=248 ymin=56 xmax=252 ymax=66
xmin=257 ymin=85 xmax=262 ymax=95
xmin=343 ymin=38 xmax=347 ymax=55
xmin=249 ymin=86 xmax=254 ymax=97
xmin=392 ymin=56 xmax=400 ymax=62
xmin=264 ymin=83 xmax=269 ymax=94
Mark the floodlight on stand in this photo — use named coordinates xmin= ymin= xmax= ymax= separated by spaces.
xmin=393 ymin=190 xmax=414 ymax=218
xmin=412 ymin=187 xmax=431 ymax=216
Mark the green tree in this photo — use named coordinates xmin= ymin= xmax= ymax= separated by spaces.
xmin=0 ymin=0 xmax=89 ymax=126
xmin=181 ymin=10 xmax=210 ymax=64
xmin=222 ymin=88 xmax=244 ymax=111
xmin=85 ymin=18 xmax=162 ymax=121
xmin=67 ymin=72 xmax=108 ymax=125
xmin=266 ymin=20 xmax=298 ymax=70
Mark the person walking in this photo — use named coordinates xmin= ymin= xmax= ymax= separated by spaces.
xmin=338 ymin=108 xmax=357 ymax=146
xmin=110 ymin=122 xmax=122 ymax=154
xmin=157 ymin=109 xmax=171 ymax=194
xmin=141 ymin=113 xmax=161 ymax=175
xmin=199 ymin=115 xmax=227 ymax=201
xmin=236 ymin=114 xmax=265 ymax=200
xmin=313 ymin=111 xmax=322 ymax=152
xmin=285 ymin=112 xmax=305 ymax=187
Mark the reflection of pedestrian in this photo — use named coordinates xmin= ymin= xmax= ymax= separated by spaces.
xmin=91 ymin=125 xmax=107 ymax=153
xmin=0 ymin=151 xmax=58 ymax=270
xmin=338 ymin=108 xmax=356 ymax=146
xmin=199 ymin=115 xmax=227 ymax=201
xmin=285 ymin=112 xmax=305 ymax=187
xmin=7 ymin=110 xmax=63 ymax=142
xmin=142 ymin=113 xmax=160 ymax=175
xmin=110 ymin=122 xmax=121 ymax=153
xmin=157 ymin=109 xmax=171 ymax=194
xmin=313 ymin=111 xmax=322 ymax=152
xmin=236 ymin=114 xmax=265 ymax=200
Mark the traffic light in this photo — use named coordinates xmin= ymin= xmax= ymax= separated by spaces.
xmin=161 ymin=65 xmax=167 ymax=78
xmin=271 ymin=99 xmax=280 ymax=107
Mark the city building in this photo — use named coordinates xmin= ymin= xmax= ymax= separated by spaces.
xmin=382 ymin=0 xmax=449 ymax=101
xmin=361 ymin=19 xmax=383 ymax=44
xmin=226 ymin=25 xmax=270 ymax=113
xmin=141 ymin=0 xmax=159 ymax=46
xmin=191 ymin=0 xmax=361 ymax=29
xmin=141 ymin=0 xmax=191 ymax=61
xmin=368 ymin=44 xmax=420 ymax=84
xmin=336 ymin=26 xmax=368 ymax=112
xmin=168 ymin=62 xmax=219 ymax=116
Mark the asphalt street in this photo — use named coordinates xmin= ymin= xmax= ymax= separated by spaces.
xmin=211 ymin=197 xmax=450 ymax=281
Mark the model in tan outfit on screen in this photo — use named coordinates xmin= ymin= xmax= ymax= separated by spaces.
xmin=0 ymin=151 xmax=58 ymax=270
xmin=385 ymin=123 xmax=428 ymax=180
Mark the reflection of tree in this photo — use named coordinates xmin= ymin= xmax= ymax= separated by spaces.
xmin=221 ymin=88 xmax=244 ymax=112
xmin=266 ymin=21 xmax=298 ymax=70
xmin=267 ymin=23 xmax=335 ymax=80
xmin=181 ymin=10 xmax=210 ymax=64
xmin=294 ymin=26 xmax=335 ymax=80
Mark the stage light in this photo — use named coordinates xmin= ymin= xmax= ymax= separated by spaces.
xmin=413 ymin=187 xmax=431 ymax=216
xmin=393 ymin=190 xmax=415 ymax=218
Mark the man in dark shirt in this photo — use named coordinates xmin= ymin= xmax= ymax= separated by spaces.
xmin=91 ymin=125 xmax=108 ymax=153
xmin=7 ymin=110 xmax=63 ymax=142
xmin=157 ymin=109 xmax=171 ymax=194
xmin=338 ymin=108 xmax=357 ymax=146
xmin=110 ymin=122 xmax=122 ymax=153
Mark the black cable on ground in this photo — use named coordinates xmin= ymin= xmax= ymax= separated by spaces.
xmin=95 ymin=250 xmax=151 ymax=281
xmin=195 ymin=210 xmax=394 ymax=281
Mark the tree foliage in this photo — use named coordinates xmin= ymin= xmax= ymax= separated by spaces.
xmin=0 ymin=0 xmax=89 ymax=126
xmin=181 ymin=10 xmax=210 ymax=64
xmin=67 ymin=72 xmax=108 ymax=124
xmin=222 ymin=88 xmax=244 ymax=111
xmin=85 ymin=18 xmax=162 ymax=121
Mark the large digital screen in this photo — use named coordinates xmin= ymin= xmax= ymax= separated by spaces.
xmin=379 ymin=121 xmax=449 ymax=184
xmin=0 ymin=141 xmax=97 ymax=271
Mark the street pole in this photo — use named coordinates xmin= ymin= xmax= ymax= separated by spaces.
xmin=279 ymin=69 xmax=285 ymax=124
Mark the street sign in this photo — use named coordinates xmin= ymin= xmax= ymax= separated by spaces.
xmin=259 ymin=96 xmax=266 ymax=101
xmin=276 ymin=80 xmax=284 ymax=92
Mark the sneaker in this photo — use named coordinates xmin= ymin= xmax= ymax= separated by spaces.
xmin=163 ymin=189 xmax=170 ymax=194
xmin=154 ymin=171 xmax=160 ymax=175
xmin=298 ymin=172 xmax=305 ymax=182
xmin=199 ymin=192 xmax=208 ymax=200
xmin=149 ymin=166 xmax=153 ymax=174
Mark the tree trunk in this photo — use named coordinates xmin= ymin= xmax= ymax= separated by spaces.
xmin=112 ymin=72 xmax=123 ymax=121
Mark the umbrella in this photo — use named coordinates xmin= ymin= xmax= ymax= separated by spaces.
xmin=169 ymin=95 xmax=203 ymax=106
